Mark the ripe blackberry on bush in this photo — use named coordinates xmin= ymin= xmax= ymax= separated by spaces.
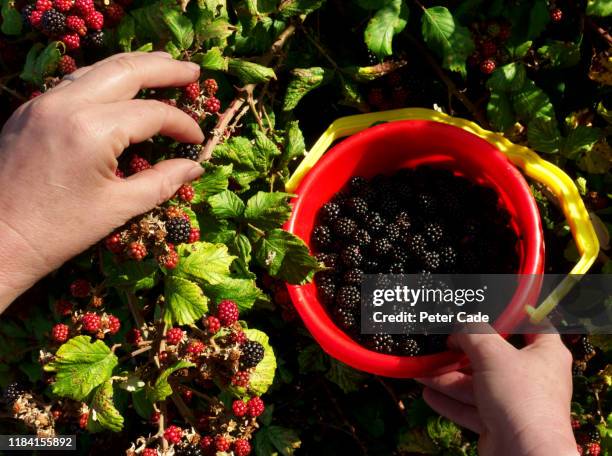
xmin=240 ymin=340 xmax=265 ymax=369
xmin=175 ymin=143 xmax=201 ymax=161
xmin=82 ymin=30 xmax=104 ymax=47
xmin=175 ymin=444 xmax=203 ymax=456
xmin=166 ymin=217 xmax=191 ymax=244
xmin=3 ymin=382 xmax=25 ymax=404
xmin=41 ymin=9 xmax=66 ymax=34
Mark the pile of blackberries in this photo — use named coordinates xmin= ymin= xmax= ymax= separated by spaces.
xmin=311 ymin=166 xmax=519 ymax=356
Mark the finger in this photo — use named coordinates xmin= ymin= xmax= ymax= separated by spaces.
xmin=448 ymin=327 xmax=515 ymax=371
xmin=54 ymin=52 xmax=170 ymax=89
xmin=422 ymin=388 xmax=484 ymax=434
xmin=65 ymin=53 xmax=199 ymax=103
xmin=415 ymin=371 xmax=475 ymax=405
xmin=120 ymin=159 xmax=204 ymax=211
xmin=96 ymin=100 xmax=203 ymax=152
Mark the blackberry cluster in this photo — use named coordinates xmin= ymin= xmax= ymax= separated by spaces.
xmin=239 ymin=340 xmax=265 ymax=369
xmin=312 ymin=166 xmax=519 ymax=356
xmin=166 ymin=217 xmax=191 ymax=244
xmin=175 ymin=143 xmax=201 ymax=161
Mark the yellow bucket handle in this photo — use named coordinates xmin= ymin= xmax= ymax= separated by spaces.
xmin=286 ymin=108 xmax=600 ymax=323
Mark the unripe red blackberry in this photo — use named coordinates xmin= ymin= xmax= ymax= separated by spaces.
xmin=150 ymin=411 xmax=160 ymax=424
xmin=74 ymin=0 xmax=93 ymax=15
xmin=215 ymin=435 xmax=230 ymax=452
xmin=36 ymin=0 xmax=53 ymax=11
xmin=104 ymin=3 xmax=124 ymax=24
xmin=177 ymin=184 xmax=195 ymax=202
xmin=127 ymin=328 xmax=141 ymax=345
xmin=29 ymin=9 xmax=43 ymax=27
xmin=143 ymin=449 xmax=158 ymax=456
xmin=205 ymin=316 xmax=221 ymax=334
xmin=53 ymin=0 xmax=72 ymax=12
xmin=115 ymin=168 xmax=125 ymax=178
xmin=58 ymin=55 xmax=77 ymax=75
xmin=55 ymin=299 xmax=73 ymax=316
xmin=550 ymin=8 xmax=563 ymax=22
xmin=128 ymin=241 xmax=147 ymax=261
xmin=166 ymin=327 xmax=184 ymax=345
xmin=234 ymin=439 xmax=251 ymax=456
xmin=105 ymin=232 xmax=124 ymax=254
xmin=186 ymin=340 xmax=205 ymax=355
xmin=164 ymin=425 xmax=183 ymax=445
xmin=179 ymin=386 xmax=193 ymax=402
xmin=246 ymin=396 xmax=264 ymax=417
xmin=161 ymin=248 xmax=179 ymax=269
xmin=231 ymin=371 xmax=250 ymax=387
xmin=480 ymin=40 xmax=497 ymax=58
xmin=480 ymin=58 xmax=496 ymax=74
xmin=217 ymin=299 xmax=239 ymax=326
xmin=60 ymin=33 xmax=80 ymax=50
xmin=84 ymin=10 xmax=103 ymax=30
xmin=3 ymin=382 xmax=26 ymax=403
xmin=200 ymin=436 xmax=213 ymax=451
xmin=79 ymin=412 xmax=89 ymax=429
xmin=204 ymin=97 xmax=221 ymax=114
xmin=586 ymin=443 xmax=601 ymax=456
xmin=232 ymin=399 xmax=247 ymax=417
xmin=66 ymin=14 xmax=86 ymax=34
xmin=203 ymin=78 xmax=218 ymax=96
xmin=107 ymin=315 xmax=120 ymax=334
xmin=81 ymin=312 xmax=101 ymax=333
xmin=189 ymin=228 xmax=200 ymax=243
xmin=184 ymin=82 xmax=200 ymax=102
xmin=129 ymin=155 xmax=151 ymax=174
xmin=41 ymin=9 xmax=66 ymax=35
xmin=70 ymin=279 xmax=90 ymax=298
xmin=230 ymin=330 xmax=247 ymax=345
xmin=52 ymin=323 xmax=69 ymax=342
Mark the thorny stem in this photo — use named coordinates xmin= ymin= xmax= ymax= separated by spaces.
xmin=119 ymin=345 xmax=152 ymax=363
xmin=171 ymin=390 xmax=197 ymax=428
xmin=126 ymin=292 xmax=145 ymax=329
xmin=189 ymin=388 xmax=214 ymax=402
xmin=245 ymin=86 xmax=265 ymax=132
xmin=199 ymin=22 xmax=298 ymax=162
xmin=247 ymin=223 xmax=266 ymax=237
xmin=585 ymin=17 xmax=612 ymax=47
xmin=227 ymin=104 xmax=251 ymax=134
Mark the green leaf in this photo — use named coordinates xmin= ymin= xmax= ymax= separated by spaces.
xmin=578 ymin=140 xmax=612 ymax=174
xmin=132 ymin=389 xmax=154 ymax=419
xmin=511 ymin=79 xmax=555 ymax=122
xmin=279 ymin=121 xmax=305 ymax=168
xmin=117 ymin=15 xmax=136 ymax=52
xmin=254 ymin=425 xmax=301 ymax=456
xmin=364 ymin=0 xmax=409 ymax=59
xmin=254 ymin=130 xmax=281 ymax=165
xmin=587 ymin=0 xmax=612 ymax=16
xmin=254 ymin=229 xmax=321 ymax=284
xmin=342 ymin=60 xmax=407 ymax=82
xmin=1 ymin=0 xmax=22 ymax=35
xmin=193 ymin=47 xmax=228 ymax=71
xmin=162 ymin=6 xmax=194 ymax=49
xmin=597 ymin=102 xmax=612 ymax=124
xmin=421 ymin=6 xmax=474 ymax=77
xmin=525 ymin=0 xmax=550 ymax=40
xmin=228 ymin=58 xmax=276 ymax=84
xmin=397 ymin=427 xmax=438 ymax=454
xmin=537 ymin=40 xmax=581 ymax=68
xmin=230 ymin=329 xmax=276 ymax=396
xmin=102 ymin=252 xmax=159 ymax=292
xmin=325 ymin=359 xmax=366 ymax=393
xmin=208 ymin=190 xmax=246 ymax=219
xmin=487 ymin=91 xmax=515 ymax=132
xmin=230 ymin=233 xmax=253 ymax=278
xmin=163 ymin=275 xmax=209 ymax=326
xmin=147 ymin=361 xmax=194 ymax=403
xmin=506 ymin=40 xmax=532 ymax=59
xmin=203 ymin=276 xmax=265 ymax=311
xmin=20 ymin=42 xmax=61 ymax=86
xmin=192 ymin=164 xmax=232 ymax=203
xmin=87 ymin=380 xmax=124 ymax=433
xmin=174 ymin=241 xmax=236 ymax=284
xmin=244 ymin=192 xmax=293 ymax=231
xmin=277 ymin=0 xmax=325 ymax=19
xmin=426 ymin=416 xmax=462 ymax=449
xmin=195 ymin=17 xmax=234 ymax=45
xmin=282 ymin=67 xmax=334 ymax=111
xmin=527 ymin=117 xmax=562 ymax=154
xmin=20 ymin=44 xmax=44 ymax=85
xmin=44 ymin=336 xmax=118 ymax=401
xmin=486 ymin=62 xmax=526 ymax=92
xmin=297 ymin=344 xmax=328 ymax=374
xmin=561 ymin=126 xmax=602 ymax=159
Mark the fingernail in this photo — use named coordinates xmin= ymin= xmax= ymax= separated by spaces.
xmin=187 ymin=164 xmax=204 ymax=180
xmin=186 ymin=62 xmax=200 ymax=72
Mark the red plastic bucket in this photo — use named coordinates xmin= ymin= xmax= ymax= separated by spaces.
xmin=285 ymin=120 xmax=544 ymax=378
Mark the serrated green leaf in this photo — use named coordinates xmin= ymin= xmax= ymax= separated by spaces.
xmin=244 ymin=192 xmax=293 ymax=231
xmin=191 ymin=164 xmax=232 ymax=203
xmin=1 ymin=0 xmax=22 ymax=35
xmin=20 ymin=44 xmax=44 ymax=85
xmin=279 ymin=121 xmax=305 ymax=169
xmin=193 ymin=47 xmax=228 ymax=71
xmin=21 ymin=42 xmax=61 ymax=86
xmin=578 ymin=139 xmax=612 ymax=174
xmin=537 ymin=40 xmax=581 ymax=69
xmin=486 ymin=62 xmax=526 ymax=92
xmin=117 ymin=15 xmax=136 ymax=52
xmin=203 ymin=276 xmax=264 ymax=311
xmin=487 ymin=90 xmax=515 ymax=132
xmin=128 ymin=0 xmax=168 ymax=38
xmin=587 ymin=0 xmax=612 ymax=16
xmin=147 ymin=361 xmax=194 ymax=403
xmin=364 ymin=0 xmax=408 ymax=59
xmin=44 ymin=336 xmax=118 ymax=401
xmin=254 ymin=229 xmax=321 ymax=284
xmin=161 ymin=6 xmax=194 ymax=49
xmin=102 ymin=251 xmax=159 ymax=292
xmin=277 ymin=0 xmax=325 ymax=18
xmin=228 ymin=58 xmax=276 ymax=84
xmin=229 ymin=329 xmax=276 ymax=396
xmin=297 ymin=344 xmax=328 ymax=374
xmin=163 ymin=275 xmax=209 ymax=326
xmin=421 ymin=6 xmax=474 ymax=77
xmin=195 ymin=17 xmax=234 ymax=45
xmin=230 ymin=233 xmax=253 ymax=278
xmin=325 ymin=359 xmax=366 ymax=393
xmin=526 ymin=0 xmax=550 ymax=40
xmin=527 ymin=117 xmax=562 ymax=154
xmin=214 ymin=136 xmax=257 ymax=169
xmin=87 ymin=380 xmax=124 ymax=433
xmin=254 ymin=425 xmax=301 ymax=456
xmin=561 ymin=126 xmax=602 ymax=159
xmin=282 ymin=67 xmax=334 ymax=111
xmin=511 ymin=79 xmax=555 ymax=122
xmin=208 ymin=190 xmax=246 ymax=219
xmin=174 ymin=241 xmax=236 ymax=284
xmin=254 ymin=130 xmax=281 ymax=165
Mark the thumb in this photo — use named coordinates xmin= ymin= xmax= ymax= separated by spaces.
xmin=121 ymin=159 xmax=203 ymax=212
xmin=448 ymin=324 xmax=515 ymax=371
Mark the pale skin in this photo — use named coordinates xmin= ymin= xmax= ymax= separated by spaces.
xmin=0 ymin=52 xmax=577 ymax=456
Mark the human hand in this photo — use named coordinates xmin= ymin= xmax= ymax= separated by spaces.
xmin=417 ymin=331 xmax=577 ymax=456
xmin=0 ymin=51 xmax=204 ymax=310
